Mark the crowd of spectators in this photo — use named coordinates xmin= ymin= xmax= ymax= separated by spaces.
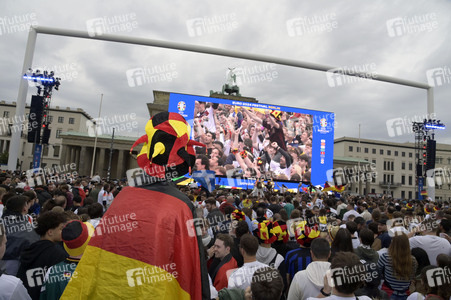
xmin=192 ymin=101 xmax=313 ymax=183
xmin=1 ymin=168 xmax=451 ymax=299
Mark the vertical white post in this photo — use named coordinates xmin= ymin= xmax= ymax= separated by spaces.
xmin=8 ymin=27 xmax=37 ymax=170
xmin=90 ymin=93 xmax=103 ymax=177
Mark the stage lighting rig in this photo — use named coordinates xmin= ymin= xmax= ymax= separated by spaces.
xmin=23 ymin=68 xmax=61 ymax=98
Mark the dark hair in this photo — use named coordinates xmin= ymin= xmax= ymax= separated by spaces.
xmin=212 ymin=140 xmax=224 ymax=150
xmin=239 ymin=233 xmax=259 ymax=256
xmin=205 ymin=198 xmax=216 ymax=206
xmin=330 ymin=252 xmax=365 ymax=294
xmin=196 ymin=154 xmax=210 ymax=170
xmin=311 ymin=238 xmax=330 ymax=260
xmin=256 ymin=207 xmax=266 ymax=218
xmin=35 ymin=211 xmax=68 ymax=236
xmin=411 ymin=247 xmax=431 ymax=276
xmin=224 ymin=205 xmax=235 ymax=216
xmin=73 ymin=195 xmax=82 ymax=204
xmin=440 ymin=218 xmax=451 ymax=232
xmin=250 ymin=267 xmax=283 ymax=300
xmin=41 ymin=196 xmax=66 ymax=213
xmin=368 ymin=222 xmax=379 ymax=235
xmin=371 ymin=209 xmax=381 ymax=222
xmin=77 ymin=206 xmax=89 ymax=216
xmin=235 ymin=220 xmax=249 ymax=239
xmin=88 ymin=203 xmax=104 ymax=219
xmin=359 ymin=228 xmax=375 ymax=246
xmin=331 ymin=228 xmax=353 ymax=253
xmin=5 ymin=195 xmax=27 ymax=214
xmin=354 ymin=216 xmax=365 ymax=226
xmin=215 ymin=233 xmax=234 ymax=250
xmin=279 ymin=209 xmax=288 ymax=222
xmin=23 ymin=191 xmax=36 ymax=203
xmin=83 ymin=197 xmax=94 ymax=207
xmin=346 ymin=221 xmax=358 ymax=235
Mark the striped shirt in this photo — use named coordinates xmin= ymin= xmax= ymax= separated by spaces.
xmin=377 ymin=253 xmax=417 ymax=295
xmin=285 ymin=247 xmax=312 ymax=281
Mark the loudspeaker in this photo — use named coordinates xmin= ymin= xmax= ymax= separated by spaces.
xmin=27 ymin=95 xmax=44 ymax=143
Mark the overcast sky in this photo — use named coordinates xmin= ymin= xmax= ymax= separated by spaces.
xmin=1 ymin=0 xmax=450 ymax=145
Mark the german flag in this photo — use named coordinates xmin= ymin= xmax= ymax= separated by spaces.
xmin=61 ymin=183 xmax=209 ymax=299
xmin=421 ymin=190 xmax=428 ymax=196
xmin=323 ymin=181 xmax=345 ymax=193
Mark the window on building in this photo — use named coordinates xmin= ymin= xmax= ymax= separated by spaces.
xmin=402 ymin=152 xmax=405 ymax=157
xmin=409 ymin=152 xmax=413 ymax=158
xmin=371 ymin=188 xmax=375 ymax=194
xmin=58 ymin=116 xmax=64 ymax=123
xmin=383 ymin=161 xmax=387 ymax=171
xmin=372 ymin=148 xmax=376 ymax=154
xmin=372 ymin=159 xmax=376 ymax=165
xmin=3 ymin=111 xmax=9 ymax=118
xmin=401 ymin=175 xmax=405 ymax=185
xmin=409 ymin=176 xmax=413 ymax=186
xmin=395 ymin=151 xmax=398 ymax=156
xmin=391 ymin=161 xmax=394 ymax=171
xmin=56 ymin=129 xmax=62 ymax=138
xmin=387 ymin=150 xmax=391 ymax=156
xmin=436 ymin=157 xmax=443 ymax=164
xmin=380 ymin=149 xmax=384 ymax=155
xmin=48 ymin=116 xmax=53 ymax=123
xmin=409 ymin=163 xmax=413 ymax=171
xmin=448 ymin=158 xmax=451 ymax=165
xmin=349 ymin=146 xmax=353 ymax=152
xmin=357 ymin=147 xmax=361 ymax=153
xmin=408 ymin=191 xmax=412 ymax=199
xmin=69 ymin=118 xmax=75 ymax=125
xmin=364 ymin=148 xmax=368 ymax=153
xmin=42 ymin=145 xmax=49 ymax=157
xmin=53 ymin=145 xmax=60 ymax=157
xmin=401 ymin=191 xmax=405 ymax=199
xmin=402 ymin=162 xmax=405 ymax=170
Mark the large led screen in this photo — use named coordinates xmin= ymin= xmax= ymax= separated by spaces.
xmin=168 ymin=92 xmax=335 ymax=190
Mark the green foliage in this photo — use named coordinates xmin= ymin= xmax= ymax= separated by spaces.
xmin=0 ymin=152 xmax=8 ymax=165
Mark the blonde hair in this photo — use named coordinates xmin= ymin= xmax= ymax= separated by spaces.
xmin=388 ymin=234 xmax=413 ymax=280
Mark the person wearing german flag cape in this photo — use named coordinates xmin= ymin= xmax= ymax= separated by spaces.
xmin=61 ymin=112 xmax=210 ymax=299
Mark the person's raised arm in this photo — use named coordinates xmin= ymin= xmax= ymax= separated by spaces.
xmin=266 ymin=113 xmax=280 ymax=129
xmin=243 ymin=108 xmax=263 ymax=124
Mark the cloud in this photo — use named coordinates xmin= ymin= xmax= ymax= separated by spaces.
xmin=0 ymin=0 xmax=449 ymax=145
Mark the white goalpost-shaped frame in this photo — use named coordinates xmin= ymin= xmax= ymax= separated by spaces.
xmin=9 ymin=26 xmax=436 ymax=199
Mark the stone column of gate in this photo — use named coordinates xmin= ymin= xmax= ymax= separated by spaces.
xmin=358 ymin=179 xmax=363 ymax=196
xmin=79 ymin=146 xmax=87 ymax=176
xmin=75 ymin=147 xmax=80 ymax=174
xmin=365 ymin=173 xmax=371 ymax=196
xmin=116 ymin=150 xmax=125 ymax=179
xmin=68 ymin=146 xmax=75 ymax=165
xmin=96 ymin=147 xmax=105 ymax=177
xmin=60 ymin=145 xmax=68 ymax=166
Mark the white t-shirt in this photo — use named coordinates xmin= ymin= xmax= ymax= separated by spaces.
xmin=227 ymin=261 xmax=268 ymax=290
xmin=0 ymin=274 xmax=31 ymax=300
xmin=352 ymin=237 xmax=361 ymax=249
xmin=406 ymin=292 xmax=424 ymax=300
xmin=307 ymin=295 xmax=371 ymax=300
xmin=343 ymin=210 xmax=360 ymax=221
xmin=409 ymin=235 xmax=451 ymax=266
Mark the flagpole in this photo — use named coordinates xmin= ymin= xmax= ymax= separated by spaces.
xmin=358 ymin=123 xmax=361 ymax=195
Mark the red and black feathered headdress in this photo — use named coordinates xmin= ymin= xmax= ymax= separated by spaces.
xmin=130 ymin=112 xmax=205 ymax=178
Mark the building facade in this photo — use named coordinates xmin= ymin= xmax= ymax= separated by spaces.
xmin=334 ymin=137 xmax=451 ymax=201
xmin=0 ymin=100 xmax=92 ymax=170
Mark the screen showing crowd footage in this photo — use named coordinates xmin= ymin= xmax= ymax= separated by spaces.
xmin=191 ymin=101 xmax=313 ymax=183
